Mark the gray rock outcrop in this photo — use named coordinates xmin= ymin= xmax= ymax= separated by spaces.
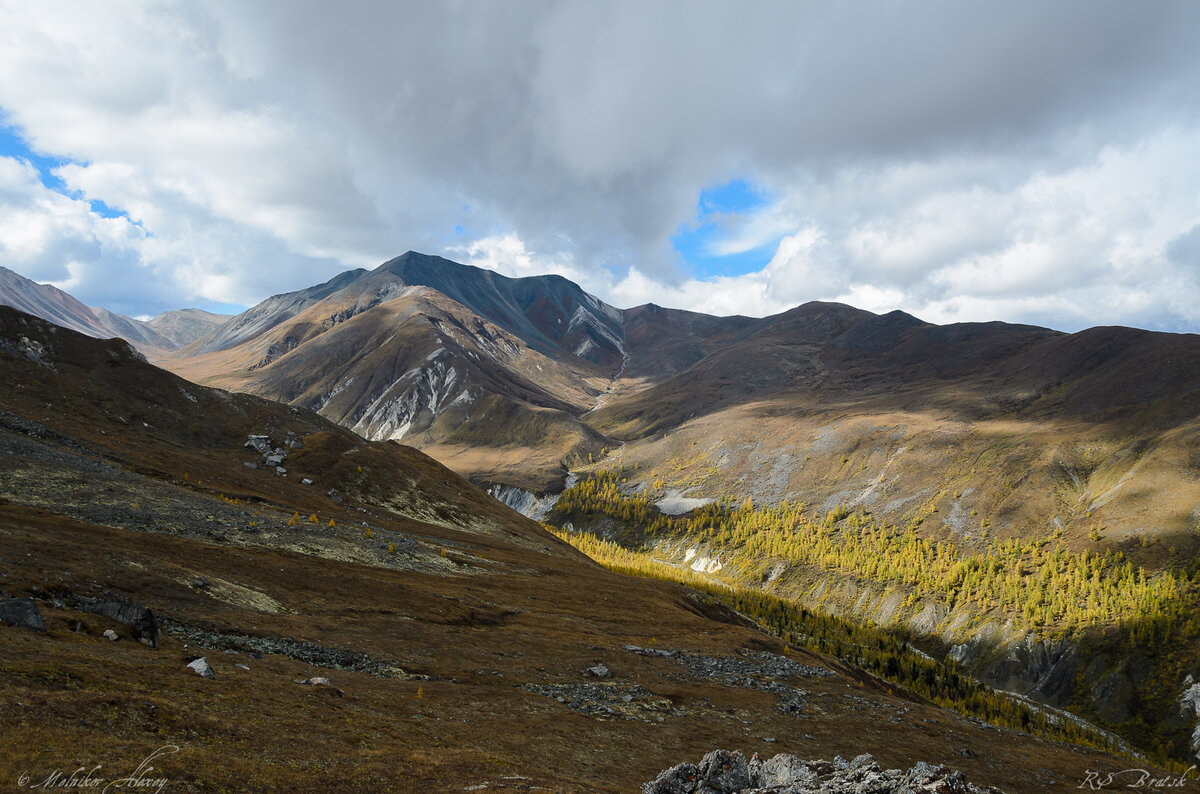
xmin=643 ymin=750 xmax=1003 ymax=794
xmin=245 ymin=433 xmax=295 ymax=475
xmin=981 ymin=633 xmax=1077 ymax=706
xmin=0 ymin=597 xmax=46 ymax=631
xmin=1180 ymin=677 xmax=1200 ymax=760
xmin=583 ymin=663 xmax=613 ymax=679
xmin=79 ymin=598 xmax=159 ymax=648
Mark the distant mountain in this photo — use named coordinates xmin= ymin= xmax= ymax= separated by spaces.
xmin=166 ymin=252 xmax=627 ymax=489
xmin=185 ymin=252 xmax=625 ymax=366
xmin=14 ymin=247 xmax=1200 ymax=768
xmin=160 ymin=251 xmax=1200 ymax=531
xmin=0 ymin=265 xmax=115 ymax=339
xmin=0 ymin=265 xmax=230 ymax=353
xmin=145 ymin=307 xmax=235 ymax=349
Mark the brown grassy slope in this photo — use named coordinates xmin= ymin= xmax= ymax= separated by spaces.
xmin=0 ymin=305 xmax=1166 ymax=792
xmin=619 ymin=303 xmax=758 ymax=379
xmin=5 ymin=508 xmax=1147 ymax=793
xmin=588 ymin=305 xmax=1200 ymax=555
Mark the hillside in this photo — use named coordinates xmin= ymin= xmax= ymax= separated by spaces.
xmin=133 ymin=253 xmax=1200 ymax=764
xmin=4 ymin=303 xmax=1169 ymax=790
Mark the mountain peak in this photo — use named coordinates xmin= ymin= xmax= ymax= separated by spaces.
xmin=362 ymin=251 xmax=625 ymax=366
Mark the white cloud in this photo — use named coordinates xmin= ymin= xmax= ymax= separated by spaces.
xmin=733 ymin=127 xmax=1200 ymax=331
xmin=0 ymin=155 xmax=147 ymax=299
xmin=0 ymin=1 xmax=1198 ymax=332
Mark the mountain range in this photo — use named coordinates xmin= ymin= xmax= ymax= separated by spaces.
xmin=4 ymin=253 xmax=1200 ymax=770
xmin=3 ymin=301 xmax=1153 ymax=791
xmin=10 ymin=251 xmax=1200 ymax=571
xmin=144 ymin=252 xmax=1200 ymax=558
xmin=0 ymin=265 xmax=231 ymax=354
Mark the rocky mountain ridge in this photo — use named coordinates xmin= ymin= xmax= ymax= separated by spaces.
xmin=0 ymin=265 xmax=230 ymax=353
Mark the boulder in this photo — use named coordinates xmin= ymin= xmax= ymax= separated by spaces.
xmin=0 ymin=597 xmax=46 ymax=632
xmin=756 ymin=753 xmax=816 ymax=788
xmin=645 ymin=751 xmax=1002 ymax=793
xmin=697 ymin=750 xmax=750 ymax=792
xmin=583 ymin=663 xmax=612 ymax=679
xmin=244 ymin=435 xmax=271 ymax=453
xmin=103 ymin=629 xmax=119 ymax=641
xmin=642 ymin=762 xmax=700 ymax=794
xmin=187 ymin=657 xmax=215 ymax=679
xmin=79 ymin=598 xmax=159 ymax=648
xmin=298 ymin=676 xmax=331 ymax=686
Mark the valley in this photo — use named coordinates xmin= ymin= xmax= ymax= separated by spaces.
xmin=4 ymin=252 xmax=1200 ymax=787
xmin=2 ymin=303 xmax=1146 ymax=792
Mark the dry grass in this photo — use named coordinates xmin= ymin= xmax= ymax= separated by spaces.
xmin=1 ymin=305 xmax=1189 ymax=791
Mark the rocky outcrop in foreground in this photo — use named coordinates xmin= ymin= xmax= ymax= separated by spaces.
xmin=644 ymin=750 xmax=1002 ymax=794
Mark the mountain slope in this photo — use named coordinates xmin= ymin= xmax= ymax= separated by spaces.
xmin=164 ymin=253 xmax=632 ymax=489
xmin=186 ymin=251 xmax=626 ymax=368
xmin=181 ymin=266 xmax=369 ymax=356
xmin=0 ymin=264 xmax=121 ymax=339
xmin=85 ymin=251 xmax=1200 ymax=767
xmin=367 ymin=251 xmax=627 ymax=368
xmin=566 ymin=308 xmax=1200 ymax=765
xmin=0 ymin=264 xmax=230 ymax=352
xmin=158 ymin=252 xmax=1200 ymax=545
xmin=2 ymin=303 xmax=1159 ymax=791
xmin=145 ymin=307 xmax=233 ymax=349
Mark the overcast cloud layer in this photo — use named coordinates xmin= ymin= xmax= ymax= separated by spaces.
xmin=1 ymin=1 xmax=1199 ymax=331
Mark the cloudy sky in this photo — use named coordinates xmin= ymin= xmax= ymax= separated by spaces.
xmin=1 ymin=1 xmax=1199 ymax=332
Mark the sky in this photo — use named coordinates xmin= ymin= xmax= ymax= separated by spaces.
xmin=1 ymin=1 xmax=1199 ymax=332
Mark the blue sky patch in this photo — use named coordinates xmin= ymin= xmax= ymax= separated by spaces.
xmin=0 ymin=122 xmax=69 ymax=191
xmin=0 ymin=118 xmax=137 ymax=225
xmin=671 ymin=178 xmax=777 ymax=279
